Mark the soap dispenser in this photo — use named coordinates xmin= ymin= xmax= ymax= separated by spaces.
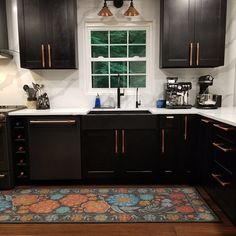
xmin=94 ymin=94 xmax=101 ymax=108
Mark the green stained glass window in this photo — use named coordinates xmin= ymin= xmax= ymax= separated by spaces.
xmin=92 ymin=62 xmax=109 ymax=74
xmin=90 ymin=29 xmax=147 ymax=88
xmin=129 ymin=31 xmax=146 ymax=44
xmin=91 ymin=31 xmax=108 ymax=44
xmin=129 ymin=45 xmax=146 ymax=57
xmin=92 ymin=46 xmax=108 ymax=58
xmin=92 ymin=76 xmax=109 ymax=88
xmin=129 ymin=61 xmax=146 ymax=74
xmin=129 ymin=75 xmax=146 ymax=88
xmin=110 ymin=46 xmax=127 ymax=58
xmin=110 ymin=62 xmax=127 ymax=74
xmin=110 ymin=75 xmax=127 ymax=88
xmin=110 ymin=31 xmax=127 ymax=44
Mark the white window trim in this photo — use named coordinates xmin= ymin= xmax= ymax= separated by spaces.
xmin=83 ymin=21 xmax=154 ymax=95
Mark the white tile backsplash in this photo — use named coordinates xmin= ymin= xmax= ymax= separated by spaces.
xmin=0 ymin=0 xmax=235 ymax=108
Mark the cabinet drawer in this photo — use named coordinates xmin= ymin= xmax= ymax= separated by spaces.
xmin=213 ymin=122 xmax=236 ymax=144
xmin=160 ymin=115 xmax=180 ymax=129
xmin=82 ymin=115 xmax=158 ymax=130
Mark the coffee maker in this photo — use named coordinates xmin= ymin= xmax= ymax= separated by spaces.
xmin=196 ymin=75 xmax=222 ymax=109
xmin=165 ymin=77 xmax=192 ymax=109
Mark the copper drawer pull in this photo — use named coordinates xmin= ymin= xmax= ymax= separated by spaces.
xmin=48 ymin=44 xmax=52 ymax=68
xmin=115 ymin=130 xmax=118 ymax=154
xmin=41 ymin=44 xmax=45 ymax=68
xmin=189 ymin=42 xmax=193 ymax=66
xmin=0 ymin=174 xmax=6 ymax=178
xmin=201 ymin=119 xmax=210 ymax=124
xmin=122 ymin=129 xmax=125 ymax=154
xmin=196 ymin=42 xmax=200 ymax=66
xmin=213 ymin=123 xmax=233 ymax=132
xmin=162 ymin=129 xmax=165 ymax=154
xmin=30 ymin=120 xmax=76 ymax=125
xmin=184 ymin=115 xmax=187 ymax=140
xmin=212 ymin=142 xmax=232 ymax=153
xmin=211 ymin=173 xmax=230 ymax=187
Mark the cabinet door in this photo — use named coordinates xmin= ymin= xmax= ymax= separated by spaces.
xmin=159 ymin=115 xmax=181 ymax=182
xmin=45 ymin=0 xmax=77 ymax=69
xmin=122 ymin=129 xmax=158 ymax=178
xmin=82 ymin=130 xmax=118 ymax=178
xmin=195 ymin=0 xmax=227 ymax=67
xmin=17 ymin=0 xmax=46 ymax=69
xmin=160 ymin=0 xmax=195 ymax=68
xmin=28 ymin=118 xmax=81 ymax=180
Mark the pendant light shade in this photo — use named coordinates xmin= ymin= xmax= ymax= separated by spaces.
xmin=98 ymin=0 xmax=113 ymax=16
xmin=124 ymin=0 xmax=139 ymax=16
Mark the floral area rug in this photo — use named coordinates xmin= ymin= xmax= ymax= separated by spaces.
xmin=0 ymin=187 xmax=219 ymax=223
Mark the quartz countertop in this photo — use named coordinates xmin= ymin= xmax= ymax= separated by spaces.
xmin=8 ymin=107 xmax=236 ymax=127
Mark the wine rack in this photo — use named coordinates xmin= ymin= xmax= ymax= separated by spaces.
xmin=10 ymin=117 xmax=29 ymax=184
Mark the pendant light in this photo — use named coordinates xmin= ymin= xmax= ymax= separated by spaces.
xmin=98 ymin=0 xmax=139 ymax=17
xmin=124 ymin=0 xmax=139 ymax=16
xmin=98 ymin=0 xmax=113 ymax=17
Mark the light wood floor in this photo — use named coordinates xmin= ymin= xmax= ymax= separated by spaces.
xmin=0 ymin=187 xmax=235 ymax=236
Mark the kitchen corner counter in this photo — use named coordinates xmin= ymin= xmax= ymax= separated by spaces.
xmin=8 ymin=107 xmax=236 ymax=127
xmin=8 ymin=108 xmax=90 ymax=116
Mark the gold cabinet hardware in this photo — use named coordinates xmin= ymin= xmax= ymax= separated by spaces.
xmin=212 ymin=142 xmax=232 ymax=153
xmin=115 ymin=130 xmax=118 ymax=154
xmin=196 ymin=42 xmax=200 ymax=66
xmin=189 ymin=42 xmax=193 ymax=66
xmin=122 ymin=129 xmax=125 ymax=154
xmin=184 ymin=115 xmax=188 ymax=140
xmin=161 ymin=129 xmax=165 ymax=154
xmin=41 ymin=44 xmax=45 ymax=68
xmin=213 ymin=123 xmax=233 ymax=132
xmin=201 ymin=119 xmax=210 ymax=123
xmin=47 ymin=44 xmax=52 ymax=68
xmin=30 ymin=120 xmax=76 ymax=124
xmin=211 ymin=173 xmax=230 ymax=187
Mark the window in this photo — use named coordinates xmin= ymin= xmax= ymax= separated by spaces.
xmin=88 ymin=27 xmax=149 ymax=89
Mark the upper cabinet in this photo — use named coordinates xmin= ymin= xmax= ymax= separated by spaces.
xmin=160 ymin=0 xmax=227 ymax=68
xmin=17 ymin=0 xmax=78 ymax=69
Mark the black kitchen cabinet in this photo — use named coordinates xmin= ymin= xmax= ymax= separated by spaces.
xmin=159 ymin=115 xmax=196 ymax=183
xmin=81 ymin=115 xmax=158 ymax=181
xmin=28 ymin=116 xmax=81 ymax=180
xmin=17 ymin=0 xmax=78 ymax=69
xmin=205 ymin=120 xmax=236 ymax=225
xmin=160 ymin=0 xmax=227 ymax=68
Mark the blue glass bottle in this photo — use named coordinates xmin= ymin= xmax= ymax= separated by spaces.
xmin=95 ymin=94 xmax=101 ymax=108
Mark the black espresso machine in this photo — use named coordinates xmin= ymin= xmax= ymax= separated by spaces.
xmin=196 ymin=75 xmax=222 ymax=109
xmin=165 ymin=77 xmax=192 ymax=109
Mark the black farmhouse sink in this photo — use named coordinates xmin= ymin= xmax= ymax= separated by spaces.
xmin=88 ymin=110 xmax=151 ymax=115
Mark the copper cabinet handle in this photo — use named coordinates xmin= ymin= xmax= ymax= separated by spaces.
xmin=0 ymin=174 xmax=6 ymax=178
xmin=161 ymin=129 xmax=165 ymax=154
xmin=196 ymin=42 xmax=200 ymax=66
xmin=41 ymin=44 xmax=45 ymax=68
xmin=189 ymin=42 xmax=193 ymax=66
xmin=201 ymin=119 xmax=210 ymax=124
xmin=213 ymin=123 xmax=233 ymax=132
xmin=122 ymin=129 xmax=125 ymax=154
xmin=115 ymin=130 xmax=118 ymax=154
xmin=211 ymin=173 xmax=230 ymax=187
xmin=48 ymin=44 xmax=52 ymax=68
xmin=166 ymin=116 xmax=174 ymax=119
xmin=212 ymin=142 xmax=232 ymax=153
xmin=30 ymin=120 xmax=76 ymax=124
xmin=184 ymin=115 xmax=187 ymax=141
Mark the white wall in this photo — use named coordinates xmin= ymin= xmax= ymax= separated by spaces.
xmin=0 ymin=0 xmax=234 ymax=108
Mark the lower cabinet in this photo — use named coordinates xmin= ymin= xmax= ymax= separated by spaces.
xmin=28 ymin=116 xmax=81 ymax=180
xmin=159 ymin=114 xmax=196 ymax=183
xmin=81 ymin=115 xmax=158 ymax=181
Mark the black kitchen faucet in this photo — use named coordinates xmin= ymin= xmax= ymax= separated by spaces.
xmin=117 ymin=74 xmax=124 ymax=108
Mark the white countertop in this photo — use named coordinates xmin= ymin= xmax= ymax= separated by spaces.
xmin=8 ymin=107 xmax=236 ymax=127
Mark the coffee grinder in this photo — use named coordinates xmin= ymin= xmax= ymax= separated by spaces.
xmin=196 ymin=75 xmax=222 ymax=109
